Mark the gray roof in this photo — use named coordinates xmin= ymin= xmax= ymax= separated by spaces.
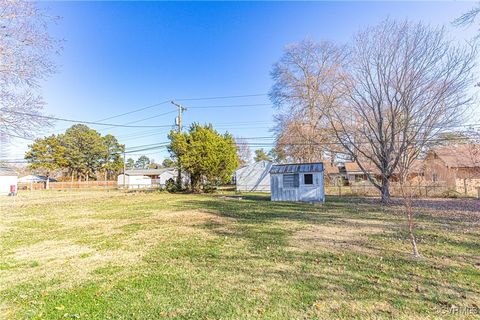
xmin=0 ymin=166 xmax=17 ymax=176
xmin=270 ymin=162 xmax=324 ymax=174
xmin=124 ymin=168 xmax=175 ymax=176
xmin=18 ymin=175 xmax=57 ymax=183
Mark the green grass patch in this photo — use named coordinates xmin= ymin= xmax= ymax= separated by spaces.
xmin=0 ymin=190 xmax=478 ymax=319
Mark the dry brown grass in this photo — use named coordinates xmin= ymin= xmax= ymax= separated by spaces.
xmin=290 ymin=218 xmax=394 ymax=255
xmin=1 ymin=191 xmax=479 ymax=319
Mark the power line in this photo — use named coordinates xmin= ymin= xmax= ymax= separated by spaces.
xmin=175 ymin=93 xmax=267 ymax=102
xmin=96 ymin=100 xmax=172 ymax=122
xmin=1 ymin=110 xmax=176 ymax=129
xmin=81 ymin=93 xmax=268 ymax=131
xmin=123 ymin=110 xmax=177 ymax=125
xmin=125 ymin=145 xmax=169 ymax=154
xmin=189 ymin=103 xmax=272 ymax=109
xmin=125 ymin=142 xmax=169 ymax=151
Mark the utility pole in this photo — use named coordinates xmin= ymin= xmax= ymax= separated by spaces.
xmin=123 ymin=150 xmax=126 ymax=189
xmin=171 ymin=101 xmax=187 ymax=188
xmin=171 ymin=101 xmax=187 ymax=133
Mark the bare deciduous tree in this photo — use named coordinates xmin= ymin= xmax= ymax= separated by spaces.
xmin=0 ymin=0 xmax=60 ymax=139
xmin=235 ymin=137 xmax=252 ymax=166
xmin=273 ymin=113 xmax=341 ymax=163
xmin=454 ymin=4 xmax=480 ymax=27
xmin=270 ymin=39 xmax=346 ymax=162
xmin=330 ymin=19 xmax=476 ymax=203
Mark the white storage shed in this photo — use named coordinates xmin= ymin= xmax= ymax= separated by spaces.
xmin=0 ymin=166 xmax=18 ymax=196
xmin=235 ymin=160 xmax=272 ymax=192
xmin=117 ymin=174 xmax=152 ymax=189
xmin=270 ymin=163 xmax=325 ymax=202
xmin=118 ymin=168 xmax=186 ymax=189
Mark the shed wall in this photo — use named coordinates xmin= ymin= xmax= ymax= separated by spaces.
xmin=117 ymin=175 xmax=152 ymax=189
xmin=236 ymin=161 xmax=271 ymax=192
xmin=270 ymin=172 xmax=324 ymax=202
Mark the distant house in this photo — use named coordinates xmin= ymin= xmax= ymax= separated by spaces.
xmin=344 ymin=162 xmax=380 ymax=184
xmin=270 ymin=163 xmax=325 ymax=202
xmin=398 ymin=159 xmax=425 ymax=183
xmin=118 ymin=168 xmax=183 ymax=189
xmin=235 ymin=160 xmax=272 ymax=192
xmin=18 ymin=175 xmax=57 ymax=183
xmin=424 ymin=144 xmax=480 ymax=195
xmin=324 ymin=163 xmax=343 ymax=186
xmin=0 ymin=166 xmax=18 ymax=196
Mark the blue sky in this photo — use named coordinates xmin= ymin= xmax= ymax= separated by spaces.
xmin=7 ymin=1 xmax=480 ymax=162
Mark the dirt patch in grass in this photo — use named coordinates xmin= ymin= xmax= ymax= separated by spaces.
xmin=290 ymin=218 xmax=395 ymax=255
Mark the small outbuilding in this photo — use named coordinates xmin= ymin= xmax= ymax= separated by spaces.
xmin=117 ymin=168 xmax=186 ymax=189
xmin=270 ymin=162 xmax=325 ymax=202
xmin=0 ymin=166 xmax=18 ymax=196
xmin=117 ymin=174 xmax=152 ymax=189
xmin=235 ymin=160 xmax=272 ymax=192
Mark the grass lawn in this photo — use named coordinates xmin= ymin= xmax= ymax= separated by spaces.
xmin=0 ymin=190 xmax=479 ymax=319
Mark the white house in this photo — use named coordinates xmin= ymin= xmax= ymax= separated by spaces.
xmin=18 ymin=175 xmax=57 ymax=183
xmin=0 ymin=166 xmax=18 ymax=196
xmin=117 ymin=174 xmax=152 ymax=189
xmin=118 ymin=168 xmax=185 ymax=189
xmin=270 ymin=163 xmax=325 ymax=202
xmin=235 ymin=160 xmax=272 ymax=192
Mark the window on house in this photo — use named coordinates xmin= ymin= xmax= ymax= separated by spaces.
xmin=432 ymin=173 xmax=438 ymax=182
xmin=304 ymin=173 xmax=313 ymax=185
xmin=283 ymin=173 xmax=299 ymax=188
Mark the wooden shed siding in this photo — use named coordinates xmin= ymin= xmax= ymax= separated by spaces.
xmin=270 ymin=171 xmax=324 ymax=202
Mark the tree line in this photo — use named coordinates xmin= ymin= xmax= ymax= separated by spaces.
xmin=124 ymin=155 xmax=175 ymax=170
xmin=25 ymin=124 xmax=124 ymax=187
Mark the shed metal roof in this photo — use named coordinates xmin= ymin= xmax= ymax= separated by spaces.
xmin=0 ymin=166 xmax=17 ymax=176
xmin=270 ymin=162 xmax=324 ymax=174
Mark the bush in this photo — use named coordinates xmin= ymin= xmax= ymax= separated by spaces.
xmin=203 ymin=184 xmax=217 ymax=193
xmin=441 ymin=190 xmax=462 ymax=198
xmin=165 ymin=178 xmax=177 ymax=193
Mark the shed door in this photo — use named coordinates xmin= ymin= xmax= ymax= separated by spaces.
xmin=300 ymin=173 xmax=318 ymax=201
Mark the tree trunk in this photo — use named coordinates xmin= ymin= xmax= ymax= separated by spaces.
xmin=405 ymin=199 xmax=421 ymax=258
xmin=400 ymin=181 xmax=421 ymax=258
xmin=190 ymin=174 xmax=201 ymax=193
xmin=45 ymin=172 xmax=50 ymax=190
xmin=380 ymin=176 xmax=391 ymax=203
xmin=177 ymin=159 xmax=183 ymax=190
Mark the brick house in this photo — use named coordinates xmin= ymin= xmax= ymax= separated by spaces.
xmin=424 ymin=144 xmax=480 ymax=195
xmin=344 ymin=161 xmax=380 ymax=184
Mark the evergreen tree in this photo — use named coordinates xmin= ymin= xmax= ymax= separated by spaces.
xmin=135 ymin=155 xmax=151 ymax=169
xmin=102 ymin=134 xmax=125 ymax=180
xmin=126 ymin=158 xmax=135 ymax=169
xmin=254 ymin=149 xmax=272 ymax=162
xmin=168 ymin=124 xmax=239 ymax=192
xmin=25 ymin=135 xmax=67 ymax=189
